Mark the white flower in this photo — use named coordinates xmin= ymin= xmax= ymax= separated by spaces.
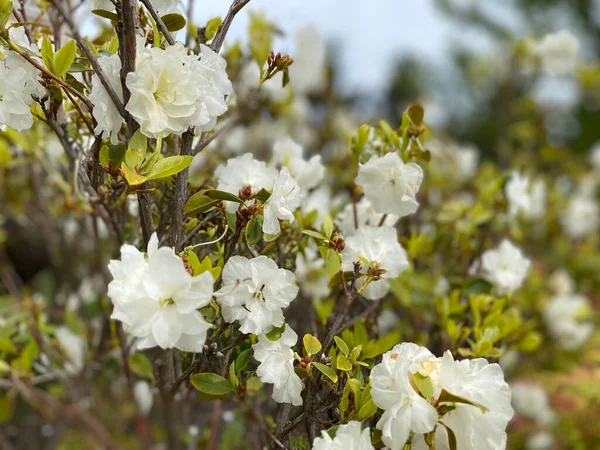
xmin=312 ymin=421 xmax=374 ymax=450
xmin=252 ymin=325 xmax=304 ymax=406
xmin=0 ymin=63 xmax=33 ymax=130
xmin=480 ymin=240 xmax=531 ymax=294
xmin=125 ymin=42 xmax=231 ymax=138
xmin=215 ymin=153 xmax=278 ymax=213
xmin=295 ymin=245 xmax=330 ymax=300
xmin=526 ymin=431 xmax=554 ymax=450
xmin=289 ymin=26 xmax=327 ymax=95
xmin=342 ymin=226 xmax=409 ymax=300
xmin=107 ymin=233 xmax=214 ymax=352
xmin=377 ymin=309 xmax=400 ymax=334
xmin=428 ymin=140 xmax=479 ymax=183
xmin=560 ymin=194 xmax=599 ymax=238
xmin=412 ymin=351 xmax=514 ymax=450
xmin=370 ymin=343 xmax=439 ymax=450
xmin=511 ymin=382 xmax=556 ymax=426
xmin=4 ymin=27 xmax=44 ymax=100
xmin=272 ymin=137 xmax=324 ymax=191
xmin=55 ymin=326 xmax=86 ymax=375
xmin=335 ymin=197 xmax=399 ymax=237
xmin=216 ymin=256 xmax=298 ymax=335
xmin=133 ymin=381 xmax=154 ymax=416
xmin=356 ymin=152 xmax=423 ymax=217
xmin=505 ymin=171 xmax=546 ymax=219
xmin=262 ymin=168 xmax=302 ymax=235
xmin=89 ymin=54 xmax=124 ymax=144
xmin=301 ymin=185 xmax=333 ymax=229
xmin=533 ymin=30 xmax=579 ymax=76
xmin=548 ymin=269 xmax=575 ymax=294
xmin=543 ymin=293 xmax=593 ymax=350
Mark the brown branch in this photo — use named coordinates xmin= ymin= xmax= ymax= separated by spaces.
xmin=170 ymin=131 xmax=195 ymax=250
xmin=51 ymin=0 xmax=127 ymax=119
xmin=139 ymin=0 xmax=176 ymax=46
xmin=210 ymin=0 xmax=251 ymax=53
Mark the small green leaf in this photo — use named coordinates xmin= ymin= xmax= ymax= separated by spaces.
xmin=226 ymin=212 xmax=237 ymax=233
xmin=0 ymin=396 xmax=14 ymax=424
xmin=253 ymin=188 xmax=271 ymax=203
xmin=91 ymin=9 xmax=118 ymax=21
xmin=184 ymin=191 xmax=221 ymax=216
xmin=263 ymin=232 xmax=280 ymax=242
xmin=407 ymin=104 xmax=424 ymax=126
xmin=334 ymin=336 xmax=349 ymax=356
xmin=125 ymin=129 xmax=147 ymax=168
xmin=324 ymin=249 xmax=341 ymax=277
xmin=108 ymin=143 xmax=126 ymax=167
xmin=228 ymin=361 xmax=239 ymax=389
xmin=161 ymin=13 xmax=187 ymax=32
xmin=204 ymin=189 xmax=243 ymax=203
xmin=322 ymin=214 xmax=334 ymax=239
xmin=128 ymin=353 xmax=154 ymax=380
xmin=357 ymin=399 xmax=377 ymax=420
xmin=191 ymin=373 xmax=233 ymax=396
xmin=311 ymin=362 xmax=338 ymax=383
xmin=41 ymin=36 xmax=54 ymax=73
xmin=235 ymin=349 xmax=252 ymax=373
xmin=412 ymin=372 xmax=434 ymax=400
xmin=437 ymin=389 xmax=489 ymax=414
xmin=0 ymin=0 xmax=13 ymax=27
xmin=205 ymin=16 xmax=222 ymax=41
xmin=440 ymin=422 xmax=458 ymax=450
xmin=54 ymin=40 xmax=77 ymax=78
xmin=246 ymin=218 xmax=262 ymax=246
xmin=121 ymin=163 xmax=148 ymax=186
xmin=145 ymin=155 xmax=193 ymax=180
xmin=139 ymin=150 xmax=161 ymax=173
xmin=185 ymin=250 xmax=201 ymax=275
xmin=336 ymin=354 xmax=353 ymax=371
xmin=67 ymin=62 xmax=93 ymax=73
xmin=265 ymin=324 xmax=286 ymax=341
xmin=303 ymin=334 xmax=322 ymax=356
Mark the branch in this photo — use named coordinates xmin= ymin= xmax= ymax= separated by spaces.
xmin=210 ymin=0 xmax=251 ymax=53
xmin=139 ymin=0 xmax=176 ymax=46
xmin=169 ymin=131 xmax=194 ymax=250
xmin=51 ymin=0 xmax=127 ymax=118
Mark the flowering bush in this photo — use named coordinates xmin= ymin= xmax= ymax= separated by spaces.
xmin=0 ymin=1 xmax=598 ymax=449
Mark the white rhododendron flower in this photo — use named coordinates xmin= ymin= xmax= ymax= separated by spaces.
xmin=289 ymin=26 xmax=327 ymax=95
xmin=295 ymin=245 xmax=330 ymax=300
xmin=481 ymin=240 xmax=531 ymax=294
xmin=533 ymin=30 xmax=579 ymax=76
xmin=125 ymin=42 xmax=231 ymax=138
xmin=356 ymin=152 xmax=423 ymax=217
xmin=412 ymin=351 xmax=514 ymax=450
xmin=526 ymin=431 xmax=555 ymax=450
xmin=505 ymin=171 xmax=546 ymax=219
xmin=335 ymin=197 xmax=399 ymax=237
xmin=342 ymin=226 xmax=409 ymax=300
xmin=262 ymin=168 xmax=302 ymax=235
xmin=4 ymin=27 xmax=44 ymax=100
xmin=370 ymin=343 xmax=439 ymax=450
xmin=272 ymin=137 xmax=325 ymax=191
xmin=301 ymin=185 xmax=333 ymax=229
xmin=89 ymin=54 xmax=124 ymax=144
xmin=548 ymin=268 xmax=575 ymax=294
xmin=133 ymin=381 xmax=154 ymax=416
xmin=252 ymin=325 xmax=304 ymax=406
xmin=216 ymin=256 xmax=298 ymax=335
xmin=543 ymin=293 xmax=593 ymax=350
xmin=215 ymin=153 xmax=278 ymax=213
xmin=108 ymin=233 xmax=214 ymax=351
xmin=511 ymin=382 xmax=557 ymax=426
xmin=0 ymin=63 xmax=34 ymax=130
xmin=428 ymin=139 xmax=479 ymax=183
xmin=560 ymin=194 xmax=599 ymax=238
xmin=55 ymin=326 xmax=87 ymax=375
xmin=312 ymin=421 xmax=374 ymax=450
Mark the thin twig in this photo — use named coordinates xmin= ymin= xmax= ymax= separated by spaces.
xmin=139 ymin=0 xmax=176 ymax=46
xmin=210 ymin=0 xmax=251 ymax=53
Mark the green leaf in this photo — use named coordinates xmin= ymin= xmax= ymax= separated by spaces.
xmin=412 ymin=372 xmax=434 ymax=400
xmin=0 ymin=395 xmax=14 ymax=424
xmin=145 ymin=155 xmax=193 ymax=180
xmin=204 ymin=189 xmax=243 ymax=203
xmin=128 ymin=353 xmax=154 ymax=380
xmin=205 ymin=16 xmax=222 ymax=41
xmin=340 ymin=378 xmax=361 ymax=419
xmin=311 ymin=362 xmax=338 ymax=384
xmin=437 ymin=389 xmax=489 ymax=414
xmin=0 ymin=1 xmax=13 ymax=27
xmin=67 ymin=62 xmax=93 ymax=73
xmin=186 ymin=250 xmax=201 ymax=275
xmin=228 ymin=361 xmax=239 ymax=389
xmin=125 ymin=129 xmax=147 ymax=168
xmin=108 ymin=143 xmax=126 ymax=167
xmin=357 ymin=398 xmax=377 ymax=420
xmin=226 ymin=212 xmax=237 ymax=233
xmin=246 ymin=218 xmax=262 ymax=246
xmin=236 ymin=349 xmax=252 ymax=373
xmin=91 ymin=9 xmax=118 ymax=21
xmin=41 ymin=36 xmax=54 ymax=73
xmin=322 ymin=214 xmax=334 ymax=239
xmin=303 ymin=334 xmax=322 ymax=356
xmin=407 ymin=104 xmax=424 ymax=126
xmin=336 ymin=354 xmax=353 ymax=371
xmin=265 ymin=324 xmax=286 ymax=341
xmin=440 ymin=422 xmax=458 ymax=450
xmin=121 ymin=163 xmax=148 ymax=186
xmin=249 ymin=12 xmax=275 ymax=71
xmin=334 ymin=336 xmax=349 ymax=356
xmin=253 ymin=188 xmax=271 ymax=203
xmin=184 ymin=191 xmax=221 ymax=216
xmin=324 ymin=249 xmax=341 ymax=277
xmin=161 ymin=13 xmax=187 ymax=32
xmin=191 ymin=373 xmax=233 ymax=396
xmin=139 ymin=150 xmax=161 ymax=173
xmin=263 ymin=232 xmax=280 ymax=243
xmin=54 ymin=40 xmax=77 ymax=78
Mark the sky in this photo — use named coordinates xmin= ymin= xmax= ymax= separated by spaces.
xmin=191 ymin=0 xmax=461 ymax=94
